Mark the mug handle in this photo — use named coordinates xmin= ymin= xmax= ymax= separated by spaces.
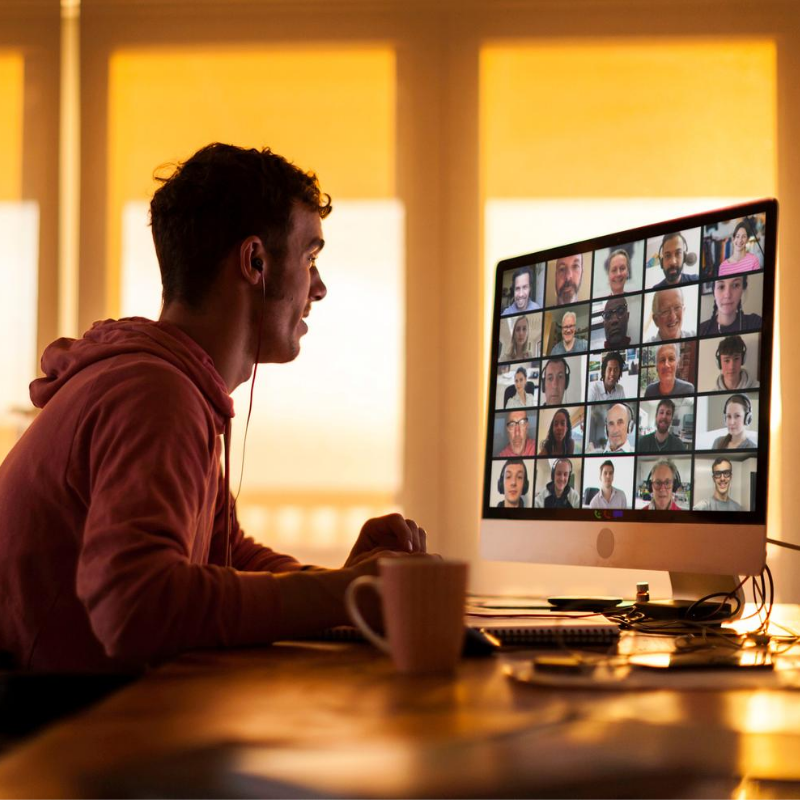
xmin=345 ymin=576 xmax=390 ymax=654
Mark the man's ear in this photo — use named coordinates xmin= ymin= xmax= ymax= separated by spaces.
xmin=239 ymin=236 xmax=266 ymax=286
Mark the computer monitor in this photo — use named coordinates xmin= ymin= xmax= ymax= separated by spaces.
xmin=481 ymin=199 xmax=777 ymax=600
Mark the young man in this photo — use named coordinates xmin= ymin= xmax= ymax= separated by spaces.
xmin=589 ymin=460 xmax=627 ymax=510
xmin=0 ymin=144 xmax=425 ymax=672
xmin=541 ymin=357 xmax=569 ymax=406
xmin=534 ymin=458 xmax=580 ymax=508
xmin=588 ymin=351 xmax=626 ymax=402
xmin=694 ymin=458 xmax=743 ymax=511
xmin=638 ymin=398 xmax=687 ymax=453
xmin=654 ymin=232 xmax=697 ymax=288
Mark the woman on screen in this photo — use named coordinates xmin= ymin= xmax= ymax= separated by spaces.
xmin=507 ymin=315 xmax=534 ymax=360
xmin=605 ymin=249 xmax=631 ymax=295
xmin=538 ymin=408 xmax=575 ymax=456
xmin=712 ymin=395 xmax=757 ymax=449
xmin=698 ymin=275 xmax=762 ymax=335
xmin=506 ymin=367 xmax=536 ymax=409
xmin=643 ymin=343 xmax=694 ymax=397
xmin=718 ymin=221 xmax=760 ymax=276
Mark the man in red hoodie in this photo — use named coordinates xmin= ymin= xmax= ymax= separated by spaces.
xmin=0 ymin=143 xmax=425 ymax=672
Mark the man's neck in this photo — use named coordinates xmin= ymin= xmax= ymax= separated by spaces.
xmin=714 ymin=491 xmax=728 ymax=503
xmin=654 ymin=429 xmax=669 ymax=442
xmin=603 ymin=382 xmax=616 ymax=394
xmin=602 ymin=486 xmax=613 ymax=500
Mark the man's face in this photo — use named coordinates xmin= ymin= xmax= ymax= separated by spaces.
xmin=503 ymin=463 xmax=525 ymax=506
xmin=651 ymin=465 xmax=675 ymax=510
xmin=260 ymin=203 xmax=327 ymax=364
xmin=714 ymin=277 xmax=745 ymax=319
xmin=660 ymin=234 xmax=686 ymax=284
xmin=553 ymin=461 xmax=571 ymax=495
xmin=513 ymin=273 xmax=532 ymax=310
xmin=561 ymin=315 xmax=576 ymax=345
xmin=603 ymin=297 xmax=629 ymax=344
xmin=720 ymin=352 xmax=743 ymax=389
xmin=505 ymin=411 xmax=529 ymax=454
xmin=543 ymin=361 xmax=567 ymax=405
xmin=656 ymin=345 xmax=678 ymax=387
xmin=603 ymin=358 xmax=621 ymax=390
xmin=653 ymin=289 xmax=684 ymax=340
xmin=555 ymin=254 xmax=583 ymax=305
xmin=608 ymin=253 xmax=629 ymax=295
xmin=606 ymin=404 xmax=630 ymax=451
xmin=655 ymin=402 xmax=674 ymax=435
xmin=712 ymin=461 xmax=733 ymax=499
xmin=600 ymin=465 xmax=614 ymax=488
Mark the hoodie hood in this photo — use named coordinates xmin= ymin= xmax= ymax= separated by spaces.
xmin=30 ymin=317 xmax=233 ymax=420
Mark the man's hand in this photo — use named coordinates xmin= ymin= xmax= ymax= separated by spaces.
xmin=344 ymin=513 xmax=427 ymax=568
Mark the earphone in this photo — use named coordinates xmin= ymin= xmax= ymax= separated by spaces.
xmin=715 ymin=336 xmax=747 ymax=368
xmin=724 ymin=394 xmax=753 ymax=426
xmin=658 ymin=232 xmax=698 ymax=267
xmin=605 ymin=402 xmax=636 ymax=435
xmin=645 ymin=462 xmax=682 ymax=494
xmin=497 ymin=460 xmax=530 ymax=495
xmin=252 ymin=256 xmax=264 ymax=273
xmin=544 ymin=357 xmax=571 ymax=389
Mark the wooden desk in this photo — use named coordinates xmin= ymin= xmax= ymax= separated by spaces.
xmin=1 ymin=614 xmax=800 ymax=798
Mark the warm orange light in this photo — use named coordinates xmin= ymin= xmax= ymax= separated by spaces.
xmin=0 ymin=52 xmax=24 ymax=200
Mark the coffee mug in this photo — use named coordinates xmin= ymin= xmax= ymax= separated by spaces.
xmin=345 ymin=557 xmax=468 ymax=673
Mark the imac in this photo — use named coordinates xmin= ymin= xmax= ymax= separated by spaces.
xmin=482 ymin=200 xmax=778 ymax=616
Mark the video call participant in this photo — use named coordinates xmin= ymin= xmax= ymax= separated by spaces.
xmin=550 ymin=311 xmax=588 ymax=354
xmin=644 ymin=343 xmax=695 ymax=398
xmin=602 ymin=297 xmax=631 ymax=348
xmin=718 ymin=221 xmax=760 ymax=276
xmin=505 ymin=366 xmax=536 ymax=409
xmin=496 ymin=459 xmax=529 ymax=508
xmin=534 ymin=458 xmax=580 ymax=508
xmin=541 ymin=357 xmax=569 ymax=406
xmin=713 ymin=395 xmax=757 ymax=450
xmin=502 ymin=266 xmax=540 ymax=316
xmin=654 ymin=231 xmax=698 ymax=288
xmin=605 ymin=249 xmax=632 ymax=296
xmin=698 ymin=275 xmax=762 ymax=335
xmin=498 ymin=410 xmax=537 ymax=457
xmin=714 ymin=335 xmax=757 ymax=391
xmin=538 ymin=408 xmax=575 ymax=456
xmin=638 ymin=398 xmax=686 ymax=453
xmin=588 ymin=351 xmax=626 ymax=402
xmin=694 ymin=458 xmax=743 ymax=511
xmin=589 ymin=460 xmax=628 ymax=510
xmin=645 ymin=460 xmax=682 ymax=510
xmin=555 ymin=254 xmax=584 ymax=306
xmin=648 ymin=287 xmax=695 ymax=342
xmin=604 ymin=403 xmax=634 ymax=453
xmin=505 ymin=315 xmax=535 ymax=361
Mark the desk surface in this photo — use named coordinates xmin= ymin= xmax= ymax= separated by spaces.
xmin=1 ymin=611 xmax=800 ymax=799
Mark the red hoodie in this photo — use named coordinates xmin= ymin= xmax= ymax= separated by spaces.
xmin=0 ymin=318 xmax=299 ymax=672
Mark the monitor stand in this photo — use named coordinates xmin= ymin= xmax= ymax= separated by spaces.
xmin=638 ymin=572 xmax=746 ymax=622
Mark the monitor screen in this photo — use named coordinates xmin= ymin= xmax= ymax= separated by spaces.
xmin=481 ymin=200 xmax=777 ymax=577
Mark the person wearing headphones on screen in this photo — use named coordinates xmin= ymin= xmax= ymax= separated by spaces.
xmin=714 ymin=335 xmax=758 ymax=391
xmin=638 ymin=398 xmax=686 ymax=453
xmin=496 ymin=458 xmax=529 ymax=508
xmin=712 ymin=395 xmax=757 ymax=450
xmin=589 ymin=460 xmax=628 ymax=510
xmin=694 ymin=458 xmax=743 ymax=511
xmin=645 ymin=460 xmax=682 ymax=510
xmin=604 ymin=403 xmax=634 ymax=453
xmin=654 ymin=231 xmax=698 ymax=288
xmin=534 ymin=458 xmax=580 ymax=508
xmin=0 ymin=143 xmax=427 ymax=673
xmin=588 ymin=351 xmax=626 ymax=402
xmin=541 ymin=357 xmax=569 ymax=406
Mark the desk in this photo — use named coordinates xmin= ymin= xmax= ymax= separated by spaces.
xmin=0 ymin=612 xmax=799 ymax=798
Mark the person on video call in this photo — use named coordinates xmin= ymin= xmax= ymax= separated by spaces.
xmin=498 ymin=410 xmax=537 ymax=457
xmin=550 ymin=310 xmax=588 ymax=355
xmin=644 ymin=343 xmax=694 ymax=397
xmin=718 ymin=221 xmax=760 ymax=276
xmin=698 ymin=275 xmax=762 ymax=336
xmin=714 ymin=335 xmax=758 ymax=391
xmin=502 ymin=266 xmax=541 ymax=316
xmin=541 ymin=357 xmax=569 ymax=406
xmin=694 ymin=458 xmax=743 ymax=511
xmin=588 ymin=351 xmax=626 ymax=402
xmin=505 ymin=315 xmax=535 ymax=360
xmin=505 ymin=366 xmax=536 ymax=409
xmin=604 ymin=403 xmax=634 ymax=453
xmin=604 ymin=249 xmax=632 ymax=296
xmin=554 ymin=253 xmax=583 ymax=306
xmin=0 ymin=143 xmax=428 ymax=673
xmin=654 ymin=231 xmax=698 ymax=288
xmin=496 ymin=459 xmax=529 ymax=508
xmin=534 ymin=458 xmax=580 ymax=508
xmin=538 ymin=408 xmax=575 ymax=456
xmin=589 ymin=460 xmax=628 ymax=510
xmin=648 ymin=287 xmax=695 ymax=342
xmin=602 ymin=297 xmax=631 ymax=348
xmin=638 ymin=398 xmax=686 ymax=453
xmin=645 ymin=460 xmax=682 ymax=510
xmin=713 ymin=395 xmax=757 ymax=450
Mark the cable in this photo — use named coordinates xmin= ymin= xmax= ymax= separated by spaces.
xmin=767 ymin=537 xmax=800 ymax=553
